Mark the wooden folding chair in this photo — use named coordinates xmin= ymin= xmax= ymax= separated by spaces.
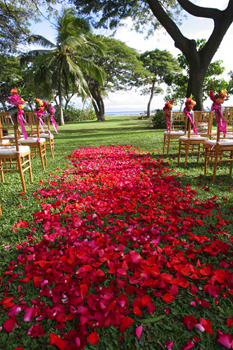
xmin=37 ymin=113 xmax=55 ymax=158
xmin=204 ymin=109 xmax=233 ymax=181
xmin=0 ymin=112 xmax=20 ymax=144
xmin=163 ymin=111 xmax=187 ymax=155
xmin=18 ymin=112 xmax=47 ymax=170
xmin=178 ymin=111 xmax=213 ymax=166
xmin=0 ymin=113 xmax=33 ymax=192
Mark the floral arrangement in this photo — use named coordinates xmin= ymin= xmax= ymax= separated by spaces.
xmin=33 ymin=99 xmax=58 ymax=135
xmin=8 ymin=88 xmax=28 ymax=139
xmin=209 ymin=90 xmax=227 ymax=134
xmin=43 ymin=102 xmax=58 ymax=134
xmin=163 ymin=100 xmax=174 ymax=132
xmin=183 ymin=95 xmax=197 ymax=134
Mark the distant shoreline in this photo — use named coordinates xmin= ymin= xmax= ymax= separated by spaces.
xmin=105 ymin=111 xmax=145 ymax=116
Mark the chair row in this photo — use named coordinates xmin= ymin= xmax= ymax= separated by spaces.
xmin=163 ymin=108 xmax=233 ymax=182
xmin=0 ymin=112 xmax=55 ymax=191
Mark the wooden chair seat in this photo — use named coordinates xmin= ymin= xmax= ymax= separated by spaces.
xmin=178 ymin=111 xmax=213 ymax=166
xmin=0 ymin=139 xmax=11 ymax=145
xmin=22 ymin=112 xmax=47 ymax=170
xmin=0 ymin=145 xmax=30 ymax=155
xmin=204 ymin=107 xmax=233 ymax=181
xmin=205 ymin=139 xmax=233 ymax=147
xmin=19 ymin=137 xmax=46 ymax=143
xmin=163 ymin=111 xmax=187 ymax=155
xmin=0 ymin=113 xmax=33 ymax=192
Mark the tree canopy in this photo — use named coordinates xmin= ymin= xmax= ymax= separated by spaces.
xmin=0 ymin=0 xmax=60 ymax=53
xmin=21 ymin=8 xmax=105 ymax=125
xmin=164 ymin=40 xmax=229 ymax=109
xmin=139 ymin=49 xmax=181 ymax=117
xmin=84 ymin=35 xmax=150 ymax=121
xmin=72 ymin=0 xmax=233 ymax=110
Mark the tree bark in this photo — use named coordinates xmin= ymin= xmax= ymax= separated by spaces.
xmin=147 ymin=79 xmax=155 ymax=118
xmin=0 ymin=97 xmax=7 ymax=111
xmin=58 ymin=63 xmax=65 ymax=126
xmin=146 ymin=0 xmax=233 ymax=110
xmin=89 ymin=82 xmax=105 ymax=121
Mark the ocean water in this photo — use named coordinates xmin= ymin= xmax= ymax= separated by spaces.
xmin=105 ymin=110 xmax=146 ymax=116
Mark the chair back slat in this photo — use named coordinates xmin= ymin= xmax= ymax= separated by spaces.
xmin=169 ymin=111 xmax=187 ymax=133
xmin=23 ymin=112 xmax=40 ymax=140
xmin=194 ymin=111 xmax=213 ymax=138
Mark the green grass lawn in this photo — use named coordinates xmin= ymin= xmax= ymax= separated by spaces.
xmin=0 ymin=115 xmax=233 ymax=350
xmin=0 ymin=115 xmax=231 ymax=242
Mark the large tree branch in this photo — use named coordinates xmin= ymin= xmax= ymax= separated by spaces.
xmin=147 ymin=0 xmax=198 ymax=62
xmin=199 ymin=0 xmax=233 ymax=66
xmin=177 ymin=0 xmax=221 ymax=20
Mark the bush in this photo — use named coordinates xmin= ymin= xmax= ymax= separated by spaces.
xmin=54 ymin=105 xmax=96 ymax=122
xmin=151 ymin=109 xmax=167 ymax=129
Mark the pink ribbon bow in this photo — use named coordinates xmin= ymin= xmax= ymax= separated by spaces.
xmin=183 ymin=107 xmax=197 ymax=135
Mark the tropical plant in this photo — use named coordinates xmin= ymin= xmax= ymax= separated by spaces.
xmin=21 ymin=7 xmax=105 ymax=125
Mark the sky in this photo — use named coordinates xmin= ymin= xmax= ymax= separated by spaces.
xmin=29 ymin=0 xmax=233 ymax=113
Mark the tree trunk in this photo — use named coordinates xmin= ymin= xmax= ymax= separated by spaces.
xmin=0 ymin=98 xmax=7 ymax=111
xmin=187 ymin=65 xmax=206 ymax=110
xmin=89 ymin=83 xmax=105 ymax=121
xmin=146 ymin=0 xmax=233 ymax=110
xmin=58 ymin=64 xmax=65 ymax=126
xmin=147 ymin=80 xmax=155 ymax=118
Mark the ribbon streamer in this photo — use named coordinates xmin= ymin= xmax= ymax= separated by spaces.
xmin=164 ymin=112 xmax=170 ymax=132
xmin=183 ymin=107 xmax=197 ymax=135
xmin=211 ymin=102 xmax=226 ymax=134
xmin=17 ymin=110 xmax=28 ymax=139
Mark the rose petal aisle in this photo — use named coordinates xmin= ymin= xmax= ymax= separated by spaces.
xmin=1 ymin=146 xmax=233 ymax=350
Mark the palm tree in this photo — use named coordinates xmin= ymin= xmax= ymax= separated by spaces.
xmin=21 ymin=8 xmax=105 ymax=125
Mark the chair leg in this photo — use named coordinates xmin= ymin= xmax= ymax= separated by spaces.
xmin=230 ymin=151 xmax=233 ymax=175
xmin=212 ymin=147 xmax=219 ymax=182
xmin=167 ymin=136 xmax=170 ymax=156
xmin=204 ymin=147 xmax=208 ymax=175
xmin=163 ymin=135 xmax=166 ymax=154
xmin=17 ymin=154 xmax=26 ymax=192
xmin=43 ymin=143 xmax=47 ymax=166
xmin=28 ymin=154 xmax=33 ymax=183
xmin=50 ymin=138 xmax=54 ymax=158
xmin=197 ymin=144 xmax=201 ymax=162
xmin=178 ymin=141 xmax=182 ymax=163
xmin=184 ymin=141 xmax=190 ymax=166
xmin=38 ymin=144 xmax=45 ymax=171
xmin=0 ymin=159 xmax=4 ymax=183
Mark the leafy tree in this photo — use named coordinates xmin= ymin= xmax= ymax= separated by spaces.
xmin=0 ymin=55 xmax=22 ymax=110
xmin=139 ymin=49 xmax=181 ymax=118
xmin=164 ymin=40 xmax=229 ymax=109
xmin=0 ymin=0 xmax=59 ymax=53
xmin=71 ymin=0 xmax=233 ymax=110
xmin=21 ymin=8 xmax=105 ymax=125
xmin=85 ymin=35 xmax=150 ymax=121
xmin=227 ymin=71 xmax=233 ymax=97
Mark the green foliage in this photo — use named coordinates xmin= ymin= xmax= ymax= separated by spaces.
xmin=164 ymin=39 xmax=229 ymax=106
xmin=72 ymin=0 xmax=182 ymax=34
xmin=21 ymin=7 xmax=105 ymax=125
xmin=0 ymin=0 xmax=58 ymax=53
xmin=151 ymin=109 xmax=167 ymax=129
xmin=54 ymin=105 xmax=96 ymax=122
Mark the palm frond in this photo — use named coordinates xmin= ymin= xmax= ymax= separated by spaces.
xmin=27 ymin=35 xmax=56 ymax=48
xmin=75 ymin=56 xmax=105 ymax=86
